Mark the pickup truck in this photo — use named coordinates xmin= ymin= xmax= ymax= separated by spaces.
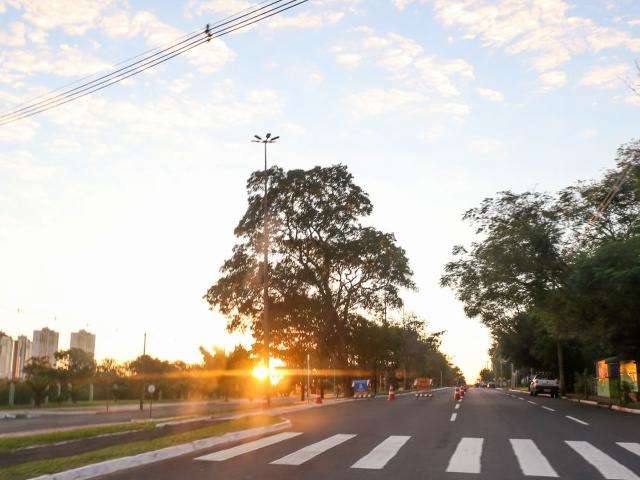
xmin=529 ymin=373 xmax=559 ymax=397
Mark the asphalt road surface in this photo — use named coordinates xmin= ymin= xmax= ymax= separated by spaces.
xmin=98 ymin=387 xmax=640 ymax=480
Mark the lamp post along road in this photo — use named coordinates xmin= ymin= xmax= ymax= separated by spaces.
xmin=252 ymin=133 xmax=279 ymax=408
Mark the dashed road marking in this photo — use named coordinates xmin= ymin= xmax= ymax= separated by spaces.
xmin=446 ymin=437 xmax=483 ymax=473
xmin=450 ymin=413 xmax=458 ymax=422
xmin=542 ymin=406 xmax=556 ymax=412
xmin=454 ymin=403 xmax=460 ymax=410
xmin=566 ymin=441 xmax=639 ymax=480
xmin=510 ymin=439 xmax=558 ymax=477
xmin=566 ymin=415 xmax=589 ymax=426
xmin=271 ymin=434 xmax=356 ymax=465
xmin=528 ymin=401 xmax=537 ymax=405
xmin=351 ymin=435 xmax=411 ymax=470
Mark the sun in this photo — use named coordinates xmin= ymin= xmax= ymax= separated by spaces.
xmin=252 ymin=358 xmax=285 ymax=385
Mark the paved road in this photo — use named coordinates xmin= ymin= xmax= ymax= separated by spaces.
xmin=0 ymin=397 xmax=295 ymax=435
xmin=100 ymin=387 xmax=640 ymax=480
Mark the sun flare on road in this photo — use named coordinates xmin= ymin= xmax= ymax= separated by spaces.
xmin=252 ymin=358 xmax=285 ymax=385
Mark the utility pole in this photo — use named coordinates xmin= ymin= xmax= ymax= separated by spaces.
xmin=139 ymin=332 xmax=146 ymax=411
xmin=252 ymin=133 xmax=279 ymax=408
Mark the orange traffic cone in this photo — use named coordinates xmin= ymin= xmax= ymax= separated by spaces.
xmin=388 ymin=385 xmax=396 ymax=401
xmin=315 ymin=387 xmax=322 ymax=404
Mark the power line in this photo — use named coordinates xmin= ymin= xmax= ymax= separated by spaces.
xmin=0 ymin=0 xmax=309 ymax=126
xmin=0 ymin=0 xmax=286 ymax=123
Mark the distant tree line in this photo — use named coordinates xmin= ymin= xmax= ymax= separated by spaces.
xmin=441 ymin=140 xmax=640 ymax=393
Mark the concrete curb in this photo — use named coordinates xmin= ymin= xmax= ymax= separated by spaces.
xmin=512 ymin=389 xmax=640 ymax=415
xmin=28 ymin=419 xmax=292 ymax=480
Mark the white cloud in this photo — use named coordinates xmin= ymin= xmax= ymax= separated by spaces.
xmin=0 ymin=150 xmax=54 ymax=181
xmin=579 ymin=128 xmax=598 ymax=139
xmin=0 ymin=21 xmax=27 ymax=47
xmin=392 ymin=0 xmax=415 ymax=10
xmin=0 ymin=44 xmax=111 ymax=80
xmin=9 ymin=0 xmax=120 ymax=35
xmin=334 ymin=28 xmax=475 ymax=97
xmin=476 ymin=87 xmax=504 ymax=102
xmin=335 ymin=52 xmax=362 ymax=68
xmin=308 ymin=71 xmax=324 ymax=86
xmin=426 ymin=0 xmax=640 ymax=89
xmin=0 ymin=117 xmax=38 ymax=143
xmin=344 ymin=88 xmax=427 ymax=117
xmin=580 ymin=63 xmax=629 ymax=89
xmin=539 ymin=70 xmax=567 ymax=91
xmin=421 ymin=124 xmax=445 ymax=142
xmin=468 ymin=136 xmax=504 ymax=155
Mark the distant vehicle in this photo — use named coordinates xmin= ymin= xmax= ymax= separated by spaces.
xmin=529 ymin=373 xmax=559 ymax=397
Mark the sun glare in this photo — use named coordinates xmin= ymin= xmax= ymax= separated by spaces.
xmin=252 ymin=358 xmax=285 ymax=385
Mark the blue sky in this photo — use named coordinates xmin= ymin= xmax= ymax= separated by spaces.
xmin=1 ymin=0 xmax=639 ymax=381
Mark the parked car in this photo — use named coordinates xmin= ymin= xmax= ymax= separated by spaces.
xmin=529 ymin=373 xmax=559 ymax=397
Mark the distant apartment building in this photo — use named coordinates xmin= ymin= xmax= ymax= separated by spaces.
xmin=0 ymin=334 xmax=13 ymax=379
xmin=32 ymin=327 xmax=59 ymax=366
xmin=11 ymin=335 xmax=32 ymax=380
xmin=70 ymin=329 xmax=96 ymax=358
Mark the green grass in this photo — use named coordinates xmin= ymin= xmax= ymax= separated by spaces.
xmin=0 ymin=415 xmax=282 ymax=480
xmin=0 ymin=422 xmax=156 ymax=452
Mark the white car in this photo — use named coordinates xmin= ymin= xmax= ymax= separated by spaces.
xmin=529 ymin=373 xmax=559 ymax=398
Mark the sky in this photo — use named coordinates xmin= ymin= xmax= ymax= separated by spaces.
xmin=1 ymin=0 xmax=639 ymax=382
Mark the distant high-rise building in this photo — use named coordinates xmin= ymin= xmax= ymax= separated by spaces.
xmin=70 ymin=329 xmax=96 ymax=358
xmin=32 ymin=327 xmax=59 ymax=366
xmin=12 ymin=335 xmax=31 ymax=380
xmin=0 ymin=334 xmax=13 ymax=379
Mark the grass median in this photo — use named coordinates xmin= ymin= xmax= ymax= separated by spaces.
xmin=0 ymin=414 xmax=282 ymax=480
xmin=0 ymin=422 xmax=157 ymax=452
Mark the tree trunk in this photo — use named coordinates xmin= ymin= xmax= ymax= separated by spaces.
xmin=556 ymin=338 xmax=565 ymax=395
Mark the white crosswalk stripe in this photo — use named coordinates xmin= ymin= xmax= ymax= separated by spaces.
xmin=351 ymin=435 xmax=410 ymax=469
xmin=270 ymin=433 xmax=356 ymax=465
xmin=510 ymin=439 xmax=558 ymax=477
xmin=195 ymin=432 xmax=302 ymax=461
xmin=618 ymin=443 xmax=640 ymax=458
xmin=566 ymin=441 xmax=640 ymax=480
xmin=446 ymin=437 xmax=484 ymax=473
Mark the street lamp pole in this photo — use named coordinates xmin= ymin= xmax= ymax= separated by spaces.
xmin=252 ymin=133 xmax=279 ymax=408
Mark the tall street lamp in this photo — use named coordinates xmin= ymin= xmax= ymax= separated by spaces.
xmin=252 ymin=132 xmax=279 ymax=407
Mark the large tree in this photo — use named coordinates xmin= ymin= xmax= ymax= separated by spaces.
xmin=441 ymin=191 xmax=572 ymax=391
xmin=204 ymin=165 xmax=415 ymax=372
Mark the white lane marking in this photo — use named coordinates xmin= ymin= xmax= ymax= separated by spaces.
xmin=618 ymin=443 xmax=640 ymax=457
xmin=566 ymin=441 xmax=640 ymax=480
xmin=528 ymin=401 xmax=537 ymax=405
xmin=454 ymin=403 xmax=460 ymax=410
xmin=543 ymin=406 xmax=556 ymax=412
xmin=351 ymin=435 xmax=411 ymax=469
xmin=196 ymin=432 xmax=302 ymax=461
xmin=450 ymin=413 xmax=458 ymax=422
xmin=270 ymin=434 xmax=356 ymax=465
xmin=518 ymin=397 xmax=525 ymax=401
xmin=510 ymin=439 xmax=559 ymax=477
xmin=446 ymin=437 xmax=484 ymax=473
xmin=566 ymin=415 xmax=589 ymax=426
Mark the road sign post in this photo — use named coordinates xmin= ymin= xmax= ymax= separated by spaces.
xmin=148 ymin=384 xmax=156 ymax=418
